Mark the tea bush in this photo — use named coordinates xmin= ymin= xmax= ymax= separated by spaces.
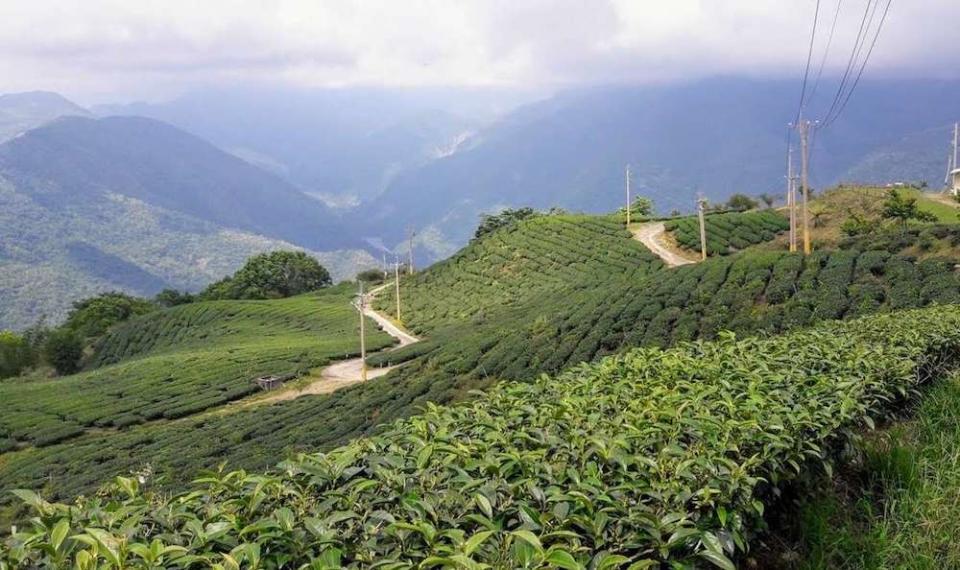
xmin=665 ymin=210 xmax=789 ymax=255
xmin=4 ymin=306 xmax=960 ymax=568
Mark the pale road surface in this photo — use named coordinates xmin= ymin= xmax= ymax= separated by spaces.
xmin=630 ymin=222 xmax=699 ymax=267
xmin=245 ymin=282 xmax=420 ymax=406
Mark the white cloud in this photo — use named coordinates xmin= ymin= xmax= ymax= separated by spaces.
xmin=0 ymin=0 xmax=956 ymax=103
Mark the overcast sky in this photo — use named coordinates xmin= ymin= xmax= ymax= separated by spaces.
xmin=0 ymin=0 xmax=957 ymax=104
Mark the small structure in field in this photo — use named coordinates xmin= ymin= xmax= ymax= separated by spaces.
xmin=253 ymin=375 xmax=284 ymax=391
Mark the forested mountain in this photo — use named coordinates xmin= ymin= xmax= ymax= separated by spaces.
xmin=0 ymin=91 xmax=90 ymax=142
xmin=0 ymin=115 xmax=373 ymax=330
xmin=365 ymin=78 xmax=960 ymax=253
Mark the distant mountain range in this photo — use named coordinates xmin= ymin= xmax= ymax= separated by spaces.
xmin=0 ymin=91 xmax=91 ymax=142
xmin=0 ymin=101 xmax=373 ymax=330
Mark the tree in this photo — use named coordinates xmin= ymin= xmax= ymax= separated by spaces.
xmin=474 ymin=208 xmax=539 ymax=240
xmin=882 ymin=188 xmax=937 ymax=229
xmin=201 ymin=251 xmax=332 ymax=300
xmin=726 ymin=193 xmax=759 ymax=211
xmin=757 ymin=193 xmax=776 ymax=209
xmin=43 ymin=329 xmax=83 ymax=376
xmin=840 ymin=211 xmax=878 ymax=237
xmin=621 ymin=196 xmax=654 ymax=218
xmin=356 ymin=268 xmax=386 ymax=285
xmin=65 ymin=292 xmax=157 ymax=340
xmin=154 ymin=289 xmax=195 ymax=308
xmin=0 ymin=331 xmax=34 ymax=379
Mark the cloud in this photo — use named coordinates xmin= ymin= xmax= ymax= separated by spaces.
xmin=0 ymin=0 xmax=956 ymax=103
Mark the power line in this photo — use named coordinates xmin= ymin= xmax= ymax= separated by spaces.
xmin=795 ymin=0 xmax=822 ymax=123
xmin=823 ymin=0 xmax=893 ymax=127
xmin=807 ymin=0 xmax=844 ymax=104
xmin=821 ymin=0 xmax=878 ymax=125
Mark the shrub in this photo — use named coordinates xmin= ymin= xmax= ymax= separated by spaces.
xmin=5 ymin=307 xmax=960 ymax=568
xmin=0 ymin=331 xmax=34 ymax=379
xmin=42 ymin=329 xmax=83 ymax=376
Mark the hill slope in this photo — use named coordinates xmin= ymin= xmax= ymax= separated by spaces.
xmin=3 ymin=215 xmax=960 ymax=521
xmin=5 ymin=305 xmax=960 ymax=568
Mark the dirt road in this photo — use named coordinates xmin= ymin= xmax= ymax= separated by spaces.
xmin=239 ymin=282 xmax=420 ymax=406
xmin=630 ymin=222 xmax=699 ymax=267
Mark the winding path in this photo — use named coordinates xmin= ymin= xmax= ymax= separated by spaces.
xmin=239 ymin=283 xmax=419 ymax=407
xmin=630 ymin=222 xmax=699 ymax=267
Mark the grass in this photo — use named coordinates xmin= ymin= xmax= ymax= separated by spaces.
xmin=768 ymin=371 xmax=960 ymax=569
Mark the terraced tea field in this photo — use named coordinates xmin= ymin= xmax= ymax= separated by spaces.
xmin=0 ymin=285 xmax=394 ymax=452
xmin=665 ymin=209 xmax=790 ymax=255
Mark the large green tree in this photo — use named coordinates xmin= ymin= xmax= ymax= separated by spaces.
xmin=43 ymin=329 xmax=83 ymax=376
xmin=64 ymin=292 xmax=157 ymax=340
xmin=202 ymin=251 xmax=332 ymax=300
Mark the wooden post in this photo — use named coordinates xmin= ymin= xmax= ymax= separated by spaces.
xmin=697 ymin=196 xmax=708 ymax=261
xmin=799 ymin=118 xmax=812 ymax=255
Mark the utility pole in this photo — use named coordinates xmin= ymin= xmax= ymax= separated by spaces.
xmin=625 ymin=164 xmax=632 ymax=226
xmin=798 ymin=116 xmax=814 ymax=255
xmin=382 ymin=252 xmax=387 ymax=281
xmin=406 ymin=227 xmax=416 ymax=275
xmin=394 ymin=257 xmax=401 ymax=323
xmin=786 ymin=145 xmax=797 ymax=252
xmin=356 ymin=281 xmax=367 ymax=382
xmin=696 ymin=195 xmax=708 ymax=261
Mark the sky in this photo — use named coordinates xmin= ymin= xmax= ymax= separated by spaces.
xmin=0 ymin=0 xmax=957 ymax=104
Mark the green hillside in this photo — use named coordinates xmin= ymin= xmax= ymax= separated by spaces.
xmin=3 ymin=212 xmax=960 ymax=564
xmin=0 ymin=286 xmax=394 ymax=453
xmin=664 ymin=209 xmax=790 ymax=256
xmin=5 ymin=306 xmax=960 ymax=568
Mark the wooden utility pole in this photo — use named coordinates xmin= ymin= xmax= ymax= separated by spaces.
xmin=357 ymin=281 xmax=367 ymax=382
xmin=625 ymin=164 xmax=632 ymax=226
xmin=394 ymin=258 xmax=401 ymax=323
xmin=798 ymin=117 xmax=813 ymax=255
xmin=406 ymin=227 xmax=416 ymax=275
xmin=697 ymin=196 xmax=708 ymax=261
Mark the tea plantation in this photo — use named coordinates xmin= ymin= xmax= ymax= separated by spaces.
xmin=5 ymin=306 xmax=960 ymax=568
xmin=664 ymin=210 xmax=790 ymax=255
xmin=0 ymin=285 xmax=394 ymax=452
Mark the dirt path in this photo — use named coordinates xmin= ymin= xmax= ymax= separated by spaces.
xmin=234 ymin=283 xmax=419 ymax=407
xmin=630 ymin=222 xmax=699 ymax=267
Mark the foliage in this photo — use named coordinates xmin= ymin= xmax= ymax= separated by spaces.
xmin=153 ymin=289 xmax=195 ymax=308
xmin=839 ymin=211 xmax=878 ymax=237
xmin=664 ymin=210 xmax=789 ymax=255
xmin=355 ymin=268 xmax=386 ymax=285
xmin=42 ymin=329 xmax=83 ymax=376
xmin=200 ymin=251 xmax=332 ymax=301
xmin=725 ymin=193 xmax=759 ymax=211
xmin=4 ymin=307 xmax=960 ymax=568
xmin=63 ymin=292 xmax=157 ymax=340
xmin=619 ymin=196 xmax=654 ymax=218
xmin=0 ymin=331 xmax=33 ymax=379
xmin=882 ymin=188 xmax=939 ymax=228
xmin=474 ymin=207 xmax=541 ymax=241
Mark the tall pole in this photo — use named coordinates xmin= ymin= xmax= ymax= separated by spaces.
xmin=799 ymin=117 xmax=813 ymax=255
xmin=357 ymin=281 xmax=367 ymax=382
xmin=697 ymin=196 xmax=708 ymax=261
xmin=382 ymin=253 xmax=387 ymax=280
xmin=625 ymin=164 xmax=632 ymax=226
xmin=394 ymin=258 xmax=401 ymax=323
xmin=954 ymin=122 xmax=959 ymax=175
